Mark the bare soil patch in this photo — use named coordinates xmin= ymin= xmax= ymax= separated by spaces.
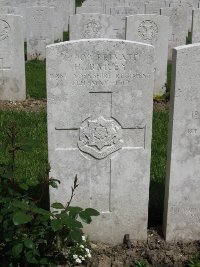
xmin=0 ymin=99 xmax=169 ymax=113
xmin=77 ymin=228 xmax=199 ymax=267
xmin=0 ymin=98 xmax=46 ymax=112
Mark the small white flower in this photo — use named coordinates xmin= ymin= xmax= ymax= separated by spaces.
xmin=76 ymin=258 xmax=82 ymax=263
xmin=80 ymin=256 xmax=85 ymax=260
xmin=85 ymin=248 xmax=90 ymax=254
xmin=87 ymin=253 xmax=91 ymax=258
xmin=80 ymin=244 xmax=84 ymax=248
xmin=82 ymin=235 xmax=86 ymax=241
xmin=73 ymin=254 xmax=78 ymax=259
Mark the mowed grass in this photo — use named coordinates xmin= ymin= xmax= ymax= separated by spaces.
xmin=26 ymin=60 xmax=46 ymax=99
xmin=0 ymin=111 xmax=48 ymax=184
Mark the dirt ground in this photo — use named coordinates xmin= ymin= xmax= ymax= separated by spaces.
xmin=0 ymin=98 xmax=47 ymax=112
xmin=0 ymin=99 xmax=169 ymax=112
xmin=76 ymin=228 xmax=199 ymax=267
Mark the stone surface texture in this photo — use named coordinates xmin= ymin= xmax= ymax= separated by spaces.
xmin=192 ymin=9 xmax=200 ymax=43
xmin=26 ymin=6 xmax=54 ymax=60
xmin=164 ymin=43 xmax=200 ymax=241
xmin=0 ymin=14 xmax=25 ymax=100
xmin=126 ymin=14 xmax=169 ymax=95
xmin=47 ymin=39 xmax=154 ymax=244
xmin=161 ymin=7 xmax=187 ymax=60
xmin=69 ymin=13 xmax=124 ymax=40
xmin=76 ymin=6 xmax=104 ymax=14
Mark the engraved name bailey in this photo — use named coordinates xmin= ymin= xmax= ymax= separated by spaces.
xmin=78 ymin=116 xmax=123 ymax=159
xmin=50 ymin=52 xmax=152 ymax=86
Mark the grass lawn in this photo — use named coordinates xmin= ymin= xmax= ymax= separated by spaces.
xmin=0 ymin=111 xmax=48 ymax=185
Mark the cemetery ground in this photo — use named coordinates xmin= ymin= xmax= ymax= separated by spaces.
xmin=0 ymin=57 xmax=200 ymax=267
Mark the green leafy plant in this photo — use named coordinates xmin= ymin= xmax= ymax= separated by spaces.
xmin=0 ymin=124 xmax=99 ymax=266
xmin=188 ymin=255 xmax=200 ymax=267
xmin=135 ymin=259 xmax=149 ymax=267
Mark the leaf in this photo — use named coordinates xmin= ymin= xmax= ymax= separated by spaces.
xmin=69 ymin=229 xmax=83 ymax=243
xmin=40 ymin=258 xmax=48 ymax=265
xmin=79 ymin=211 xmax=92 ymax=224
xmin=84 ymin=208 xmax=100 ymax=216
xmin=19 ymin=183 xmax=29 ymax=190
xmin=12 ymin=243 xmax=23 ymax=257
xmin=25 ymin=251 xmax=38 ymax=264
xmin=60 ymin=213 xmax=83 ymax=229
xmin=50 ymin=219 xmax=62 ymax=231
xmin=67 ymin=206 xmax=83 ymax=218
xmin=13 ymin=211 xmax=32 ymax=225
xmin=51 ymin=202 xmax=65 ymax=209
xmin=24 ymin=239 xmax=34 ymax=249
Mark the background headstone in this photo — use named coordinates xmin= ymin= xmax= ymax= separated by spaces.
xmin=76 ymin=6 xmax=104 ymax=14
xmin=126 ymin=14 xmax=169 ymax=95
xmin=192 ymin=9 xmax=200 ymax=43
xmin=161 ymin=7 xmax=187 ymax=60
xmin=0 ymin=14 xmax=25 ymax=100
xmin=70 ymin=13 xmax=124 ymax=40
xmin=26 ymin=6 xmax=54 ymax=60
xmin=47 ymin=39 xmax=154 ymax=244
xmin=163 ymin=43 xmax=200 ymax=241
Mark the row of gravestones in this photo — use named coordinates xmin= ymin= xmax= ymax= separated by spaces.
xmin=47 ymin=38 xmax=200 ymax=244
xmin=0 ymin=0 xmax=199 ymax=246
xmin=2 ymin=5 xmax=200 ymax=100
xmin=0 ymin=0 xmax=75 ymax=101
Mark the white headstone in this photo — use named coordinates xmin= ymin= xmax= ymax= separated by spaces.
xmin=110 ymin=6 xmax=138 ymax=17
xmin=161 ymin=7 xmax=187 ymax=60
xmin=110 ymin=6 xmax=138 ymax=39
xmin=170 ymin=2 xmax=192 ymax=31
xmin=126 ymin=14 xmax=169 ymax=95
xmin=76 ymin=6 xmax=105 ymax=14
xmin=64 ymin=0 xmax=75 ymax=31
xmin=15 ymin=0 xmax=28 ymax=41
xmin=145 ymin=2 xmax=165 ymax=14
xmin=191 ymin=9 xmax=200 ymax=43
xmin=26 ymin=6 xmax=54 ymax=60
xmin=0 ymin=15 xmax=25 ymax=100
xmin=47 ymin=39 xmax=154 ymax=244
xmin=47 ymin=0 xmax=64 ymax=42
xmin=69 ymin=13 xmax=124 ymax=40
xmin=163 ymin=43 xmax=200 ymax=241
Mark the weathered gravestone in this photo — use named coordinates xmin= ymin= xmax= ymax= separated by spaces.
xmin=0 ymin=14 xmax=25 ymax=100
xmin=76 ymin=6 xmax=105 ymax=14
xmin=47 ymin=0 xmax=64 ymax=42
xmin=163 ymin=43 xmax=200 ymax=241
xmin=110 ymin=6 xmax=138 ymax=17
xmin=126 ymin=14 xmax=169 ymax=95
xmin=170 ymin=2 xmax=192 ymax=32
xmin=63 ymin=0 xmax=75 ymax=31
xmin=161 ymin=7 xmax=187 ymax=60
xmin=110 ymin=6 xmax=138 ymax=39
xmin=69 ymin=14 xmax=124 ymax=40
xmin=14 ymin=0 xmax=28 ymax=41
xmin=47 ymin=39 xmax=154 ymax=244
xmin=192 ymin=9 xmax=200 ymax=43
xmin=0 ymin=6 xmax=21 ymax=15
xmin=145 ymin=2 xmax=165 ymax=14
xmin=27 ymin=6 xmax=54 ymax=60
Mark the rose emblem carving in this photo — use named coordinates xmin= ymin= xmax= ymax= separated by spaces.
xmin=78 ymin=116 xmax=123 ymax=159
xmin=82 ymin=19 xmax=102 ymax=38
xmin=138 ymin=20 xmax=158 ymax=42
